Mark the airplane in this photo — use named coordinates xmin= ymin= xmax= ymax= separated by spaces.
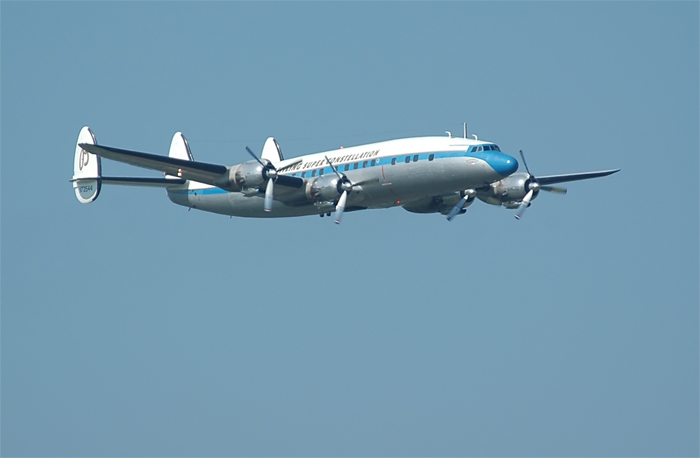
xmin=71 ymin=125 xmax=619 ymax=223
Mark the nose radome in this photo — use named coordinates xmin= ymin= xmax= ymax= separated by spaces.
xmin=490 ymin=154 xmax=519 ymax=177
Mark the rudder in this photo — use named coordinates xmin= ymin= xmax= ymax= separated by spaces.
xmin=169 ymin=132 xmax=193 ymax=161
xmin=72 ymin=126 xmax=101 ymax=204
xmin=261 ymin=137 xmax=284 ymax=163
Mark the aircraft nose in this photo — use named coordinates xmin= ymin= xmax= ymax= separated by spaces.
xmin=489 ymin=153 xmax=519 ymax=177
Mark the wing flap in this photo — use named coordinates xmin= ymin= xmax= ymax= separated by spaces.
xmin=79 ymin=144 xmax=227 ymax=186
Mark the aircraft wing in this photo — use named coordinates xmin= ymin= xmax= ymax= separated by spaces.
xmin=536 ymin=169 xmax=620 ymax=186
xmin=79 ymin=143 xmax=228 ymax=186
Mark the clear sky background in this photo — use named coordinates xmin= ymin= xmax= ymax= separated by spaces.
xmin=1 ymin=2 xmax=698 ymax=457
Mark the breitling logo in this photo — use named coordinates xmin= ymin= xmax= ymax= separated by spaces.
xmin=78 ymin=149 xmax=90 ymax=171
xmin=286 ymin=150 xmax=380 ymax=172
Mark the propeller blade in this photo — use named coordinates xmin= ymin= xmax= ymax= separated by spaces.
xmin=275 ymin=158 xmax=303 ymax=173
xmin=334 ymin=190 xmax=348 ymax=224
xmin=349 ymin=177 xmax=380 ymax=187
xmin=514 ymin=189 xmax=534 ymax=220
xmin=519 ymin=150 xmax=532 ymax=176
xmin=325 ymin=155 xmax=344 ymax=180
xmin=446 ymin=197 xmax=469 ymax=222
xmin=264 ymin=179 xmax=274 ymax=212
xmin=541 ymin=186 xmax=567 ymax=194
xmin=245 ymin=146 xmax=266 ymax=167
xmin=274 ymin=174 xmax=304 ymax=188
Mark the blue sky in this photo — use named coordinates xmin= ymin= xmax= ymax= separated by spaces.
xmin=2 ymin=2 xmax=698 ymax=456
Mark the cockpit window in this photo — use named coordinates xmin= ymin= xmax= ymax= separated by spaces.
xmin=470 ymin=144 xmax=502 ymax=152
xmin=471 ymin=144 xmax=501 ymax=152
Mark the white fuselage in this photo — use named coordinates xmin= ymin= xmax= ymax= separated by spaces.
xmin=166 ymin=136 xmax=518 ymax=217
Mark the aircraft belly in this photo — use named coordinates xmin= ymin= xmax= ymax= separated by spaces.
xmin=167 ymin=189 xmax=191 ymax=208
xmin=229 ymin=193 xmax=334 ymax=218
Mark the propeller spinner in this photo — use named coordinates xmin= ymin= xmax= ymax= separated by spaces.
xmin=514 ymin=150 xmax=567 ymax=220
xmin=245 ymin=146 xmax=302 ymax=212
xmin=324 ymin=155 xmax=355 ymax=224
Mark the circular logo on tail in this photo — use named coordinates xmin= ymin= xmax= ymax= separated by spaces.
xmin=79 ymin=149 xmax=89 ymax=171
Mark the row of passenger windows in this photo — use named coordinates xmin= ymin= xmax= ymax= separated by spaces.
xmin=292 ymin=159 xmax=379 ymax=178
xmin=289 ymin=148 xmax=500 ymax=178
xmin=391 ymin=154 xmax=435 ymax=165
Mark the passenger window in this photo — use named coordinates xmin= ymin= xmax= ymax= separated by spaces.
xmin=429 ymin=154 xmax=434 ymax=161
xmin=391 ymin=158 xmax=396 ymax=165
xmin=311 ymin=170 xmax=316 ymax=177
xmin=362 ymin=161 xmax=367 ymax=168
xmin=344 ymin=164 xmax=349 ymax=172
xmin=319 ymin=169 xmax=324 ymax=176
xmin=405 ymin=156 xmax=410 ymax=163
xmin=371 ymin=159 xmax=376 ymax=166
xmin=413 ymin=155 xmax=419 ymax=162
xmin=353 ymin=163 xmax=359 ymax=170
xmin=301 ymin=172 xmax=306 ymax=178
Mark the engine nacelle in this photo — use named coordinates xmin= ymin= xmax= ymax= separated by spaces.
xmin=307 ymin=174 xmax=342 ymax=201
xmin=215 ymin=160 xmax=268 ymax=191
xmin=477 ymin=172 xmax=538 ymax=208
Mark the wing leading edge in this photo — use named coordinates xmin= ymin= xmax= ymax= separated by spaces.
xmin=536 ymin=169 xmax=620 ymax=186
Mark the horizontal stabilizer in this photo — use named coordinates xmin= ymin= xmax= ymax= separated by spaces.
xmin=101 ymin=177 xmax=186 ymax=187
xmin=79 ymin=143 xmax=227 ymax=186
xmin=536 ymin=169 xmax=620 ymax=186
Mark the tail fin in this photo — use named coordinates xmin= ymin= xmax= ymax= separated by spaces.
xmin=169 ymin=132 xmax=193 ymax=161
xmin=72 ymin=126 xmax=101 ymax=203
xmin=261 ymin=137 xmax=284 ymax=163
xmin=165 ymin=132 xmax=193 ymax=180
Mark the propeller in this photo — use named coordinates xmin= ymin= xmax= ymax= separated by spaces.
xmin=245 ymin=146 xmax=302 ymax=213
xmin=324 ymin=156 xmax=355 ymax=224
xmin=514 ymin=150 xmax=567 ymax=220
xmin=323 ymin=156 xmax=378 ymax=224
xmin=446 ymin=189 xmax=476 ymax=221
